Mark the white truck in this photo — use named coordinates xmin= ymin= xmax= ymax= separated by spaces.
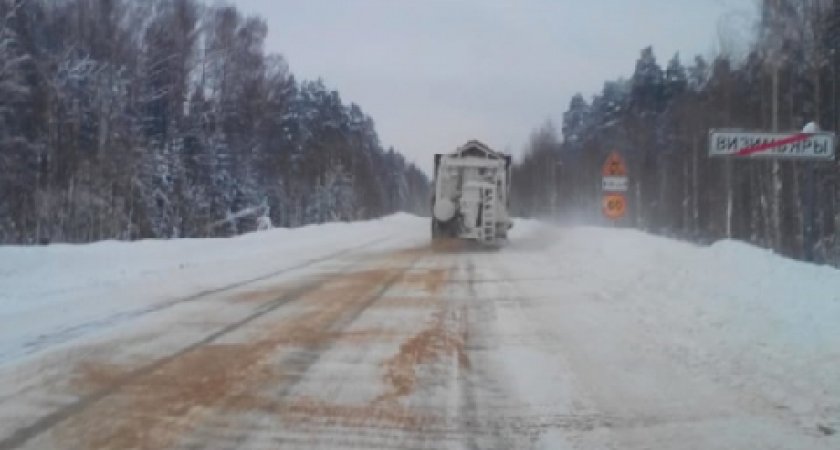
xmin=431 ymin=140 xmax=513 ymax=244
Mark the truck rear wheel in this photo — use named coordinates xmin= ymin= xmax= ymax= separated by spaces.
xmin=432 ymin=219 xmax=456 ymax=240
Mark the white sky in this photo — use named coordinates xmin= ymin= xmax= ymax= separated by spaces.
xmin=230 ymin=0 xmax=756 ymax=174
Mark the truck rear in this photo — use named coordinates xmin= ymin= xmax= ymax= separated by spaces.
xmin=431 ymin=140 xmax=513 ymax=245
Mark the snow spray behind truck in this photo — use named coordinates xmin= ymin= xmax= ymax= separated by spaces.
xmin=431 ymin=140 xmax=513 ymax=244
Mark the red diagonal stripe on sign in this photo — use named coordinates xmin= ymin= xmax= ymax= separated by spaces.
xmin=737 ymin=133 xmax=810 ymax=156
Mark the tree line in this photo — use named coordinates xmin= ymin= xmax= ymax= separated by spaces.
xmin=513 ymin=0 xmax=840 ymax=265
xmin=0 ymin=0 xmax=428 ymax=244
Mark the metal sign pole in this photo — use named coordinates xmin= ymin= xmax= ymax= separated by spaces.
xmin=803 ymin=162 xmax=816 ymax=262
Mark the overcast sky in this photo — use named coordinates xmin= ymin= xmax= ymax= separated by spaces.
xmin=231 ymin=0 xmax=756 ymax=174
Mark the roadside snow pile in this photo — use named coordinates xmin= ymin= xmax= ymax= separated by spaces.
xmin=0 ymin=213 xmax=427 ymax=364
xmin=526 ymin=225 xmax=840 ymax=426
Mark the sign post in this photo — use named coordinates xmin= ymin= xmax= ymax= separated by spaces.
xmin=708 ymin=128 xmax=836 ymax=261
xmin=602 ymin=152 xmax=628 ymax=222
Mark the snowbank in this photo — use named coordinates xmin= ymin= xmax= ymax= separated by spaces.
xmin=0 ymin=214 xmax=427 ymax=364
xmin=510 ymin=223 xmax=840 ymax=432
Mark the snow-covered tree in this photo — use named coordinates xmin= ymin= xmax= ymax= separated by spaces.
xmin=512 ymin=1 xmax=840 ymax=264
xmin=0 ymin=0 xmax=428 ymax=244
xmin=664 ymin=53 xmax=687 ymax=102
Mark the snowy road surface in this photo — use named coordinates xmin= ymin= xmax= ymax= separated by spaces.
xmin=1 ymin=214 xmax=840 ymax=449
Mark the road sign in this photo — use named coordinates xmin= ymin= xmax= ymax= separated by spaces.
xmin=602 ymin=152 xmax=627 ymax=176
xmin=709 ymin=130 xmax=835 ymax=160
xmin=602 ymin=152 xmax=628 ymax=220
xmin=602 ymin=194 xmax=626 ymax=220
xmin=602 ymin=152 xmax=628 ymax=192
xmin=603 ymin=176 xmax=628 ymax=192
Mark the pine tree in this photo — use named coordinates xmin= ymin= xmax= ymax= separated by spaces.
xmin=0 ymin=0 xmax=429 ymax=244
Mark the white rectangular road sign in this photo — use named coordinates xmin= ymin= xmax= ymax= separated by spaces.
xmin=709 ymin=130 xmax=835 ymax=160
xmin=602 ymin=176 xmax=628 ymax=192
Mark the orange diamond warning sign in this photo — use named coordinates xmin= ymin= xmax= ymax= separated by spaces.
xmin=602 ymin=151 xmax=627 ymax=176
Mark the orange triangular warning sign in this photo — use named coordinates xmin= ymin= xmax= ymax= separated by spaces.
xmin=602 ymin=152 xmax=627 ymax=176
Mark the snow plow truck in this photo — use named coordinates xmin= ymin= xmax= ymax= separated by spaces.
xmin=431 ymin=140 xmax=513 ymax=244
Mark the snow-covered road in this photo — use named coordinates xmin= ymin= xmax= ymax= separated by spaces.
xmin=1 ymin=215 xmax=839 ymax=449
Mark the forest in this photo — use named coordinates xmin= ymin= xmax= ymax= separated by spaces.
xmin=0 ymin=0 xmax=429 ymax=244
xmin=512 ymin=0 xmax=840 ymax=265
